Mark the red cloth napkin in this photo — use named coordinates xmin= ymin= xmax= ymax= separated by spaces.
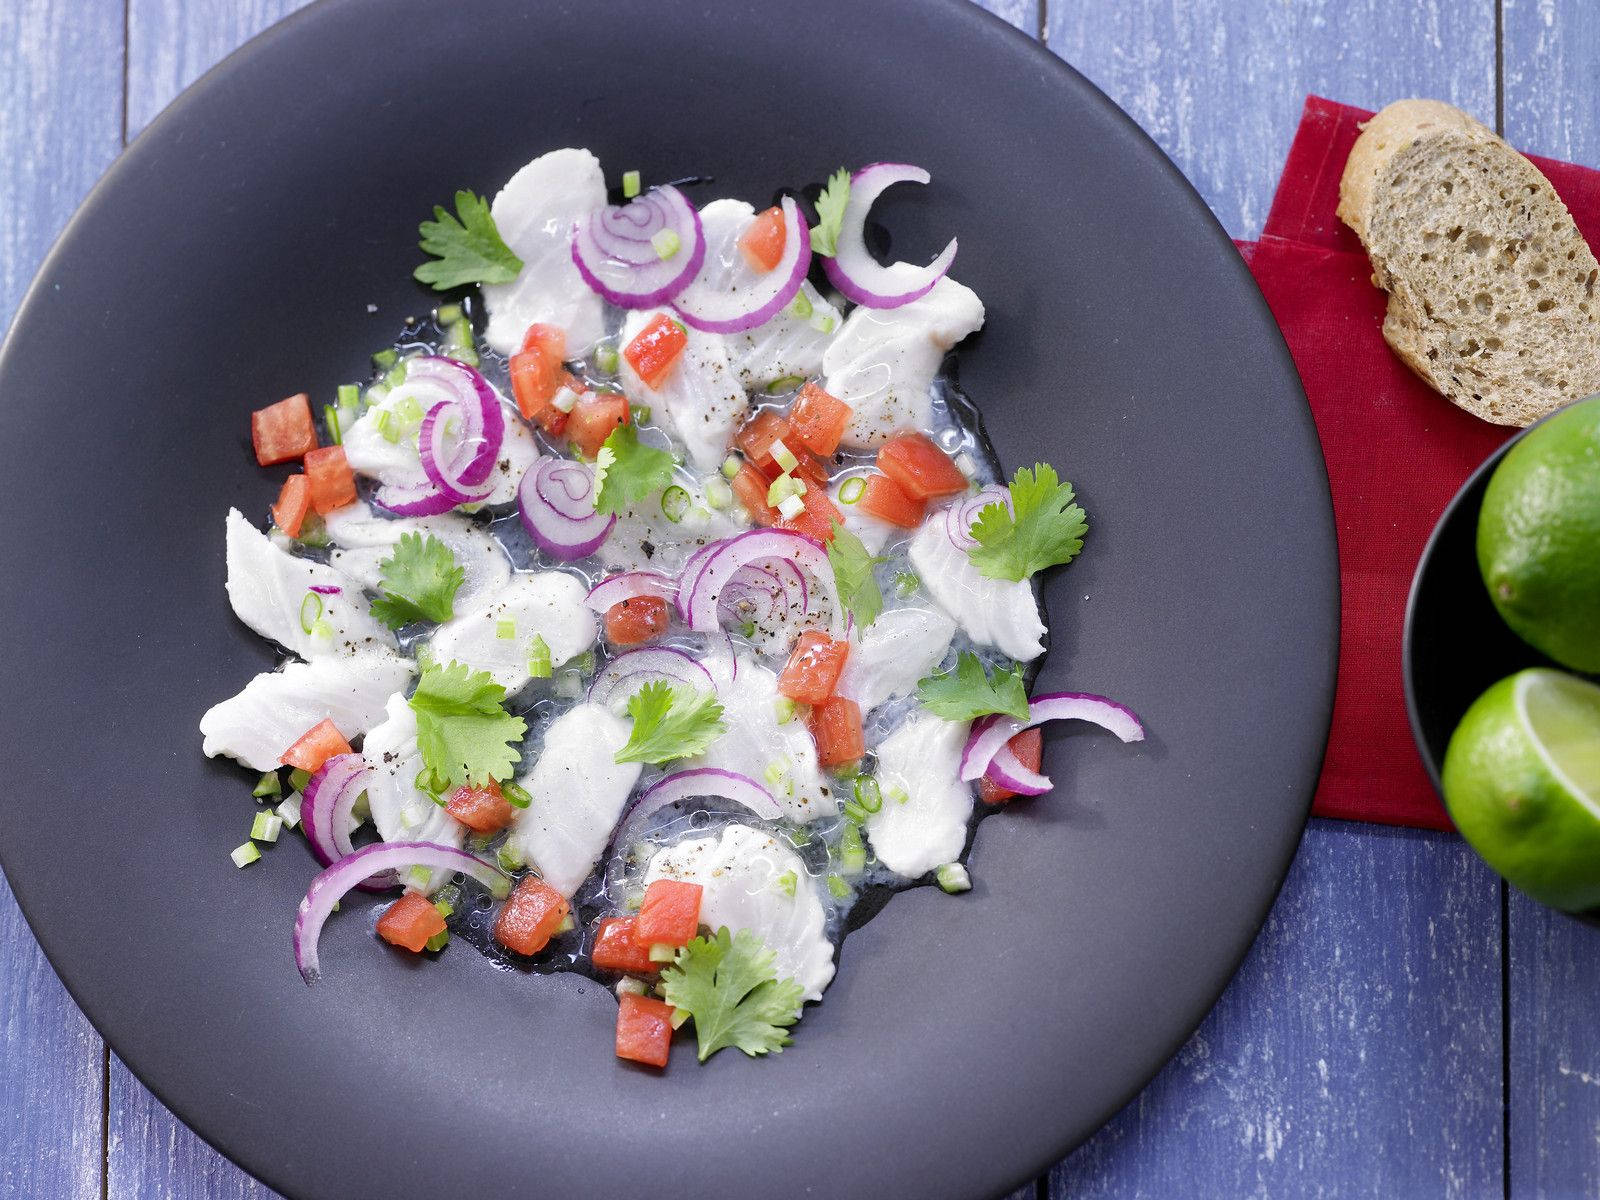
xmin=1236 ymin=96 xmax=1600 ymax=828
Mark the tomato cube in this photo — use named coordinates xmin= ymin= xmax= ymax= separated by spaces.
xmin=876 ymin=432 xmax=968 ymax=501
xmin=623 ymin=314 xmax=687 ymax=389
xmin=979 ymin=728 xmax=1045 ymax=806
xmin=635 ymin=879 xmax=703 ymax=948
xmin=738 ymin=206 xmax=787 ymax=272
xmin=786 ymin=383 xmax=852 ymax=457
xmin=605 ymin=596 xmax=670 ymax=646
xmin=615 ymin=993 xmax=674 ymax=1068
xmin=271 ymin=474 xmax=311 ymax=538
xmin=809 ymin=696 xmax=865 ymax=770
xmin=591 ymin=916 xmax=659 ymax=975
xmin=566 ymin=391 xmax=629 ymax=460
xmin=493 ymin=877 xmax=570 ymax=957
xmin=376 ymin=892 xmax=447 ymax=954
xmin=857 ymin=472 xmax=925 ymax=528
xmin=251 ymin=393 xmax=318 ymax=466
xmin=732 ymin=462 xmax=780 ymax=526
xmin=281 ymin=719 xmax=351 ymax=773
xmin=303 ymin=445 xmax=358 ymax=514
xmin=778 ymin=632 xmax=850 ymax=706
xmin=776 ymin=486 xmax=843 ymax=545
xmin=511 ymin=357 xmax=573 ymax=435
xmin=734 ymin=410 xmax=791 ymax=478
xmin=445 ymin=780 xmax=516 ymax=834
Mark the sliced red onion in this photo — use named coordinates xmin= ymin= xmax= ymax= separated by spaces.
xmin=944 ymin=485 xmax=1010 ymax=550
xmin=959 ymin=692 xmax=1145 ymax=785
xmin=984 ymin=741 xmax=1053 ymax=797
xmin=588 ymin=647 xmax=714 ymax=708
xmin=301 ymin=755 xmax=396 ymax=892
xmin=418 ymin=402 xmax=493 ymax=507
xmin=372 ymin=356 xmax=505 ymax=515
xmin=293 ymin=841 xmax=511 ymax=983
xmin=373 ymin=477 xmax=463 ymax=518
xmin=681 ymin=530 xmax=843 ymax=638
xmin=584 ymin=571 xmax=677 ymax=613
xmin=309 ymin=585 xmax=342 ymax=595
xmin=517 ymin=457 xmax=616 ymax=561
xmin=610 ymin=769 xmax=782 ymax=865
xmin=675 ymin=541 xmax=723 ymax=622
xmin=717 ymin=560 xmax=809 ymax=631
xmin=672 ymin=196 xmax=812 ymax=333
xmin=820 ymin=163 xmax=958 ymax=309
xmin=571 ymin=186 xmax=706 ymax=308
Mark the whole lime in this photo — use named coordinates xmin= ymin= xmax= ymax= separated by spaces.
xmin=1441 ymin=668 xmax=1600 ymax=911
xmin=1477 ymin=394 xmax=1600 ymax=672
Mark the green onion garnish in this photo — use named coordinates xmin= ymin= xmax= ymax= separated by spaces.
xmin=648 ymin=942 xmax=677 ymax=963
xmin=501 ymin=779 xmax=532 ymax=809
xmin=838 ymin=477 xmax=866 ymax=505
xmin=651 ymin=229 xmax=681 ymax=260
xmin=375 ymin=409 xmax=399 ymax=443
xmin=631 ymin=404 xmax=652 ymax=424
xmin=230 ymin=842 xmax=261 ymax=868
xmin=572 ymin=649 xmax=596 ymax=676
xmin=385 ymin=361 xmax=408 ymax=388
xmin=721 ymin=455 xmax=742 ymax=480
xmin=766 ymin=473 xmax=805 ymax=507
xmin=826 ymin=873 xmax=851 ymax=901
xmin=615 ymin=977 xmax=648 ymax=998
xmin=774 ymin=870 xmax=798 ymax=897
xmin=527 ymin=634 xmax=552 ymax=679
xmin=705 ymin=478 xmax=733 ymax=510
xmin=854 ymin=775 xmax=883 ymax=814
xmin=250 ymin=812 xmax=283 ymax=844
xmin=288 ymin=768 xmax=312 ymax=793
xmin=594 ymin=342 xmax=620 ymax=374
xmin=841 ymin=798 xmax=867 ymax=824
xmin=497 ymin=843 xmax=526 ymax=873
xmin=324 ymin=404 xmax=343 ymax=445
xmin=661 ymin=485 xmax=691 ymax=523
xmin=496 ymin=618 xmax=517 ymax=640
xmin=394 ymin=395 xmax=423 ymax=425
xmin=811 ymin=313 xmax=836 ymax=335
xmin=622 ymin=169 xmax=642 ymax=199
xmin=888 ymin=784 xmax=910 ymax=806
xmin=936 ymin=863 xmax=972 ymax=894
xmin=436 ymin=303 xmax=463 ymax=325
xmin=253 ymin=771 xmax=282 ymax=799
xmin=452 ymin=347 xmax=480 ymax=367
xmin=406 ymin=865 xmax=433 ymax=891
xmin=372 ymin=348 xmax=399 ymax=371
xmin=773 ymin=696 xmax=797 ymax=726
xmin=425 ymin=929 xmax=451 ymax=952
xmin=276 ymin=793 xmax=303 ymax=828
xmin=764 ymin=375 xmax=805 ymax=394
xmin=764 ymin=759 xmax=789 ymax=786
xmin=839 ymin=823 xmax=866 ymax=874
xmin=770 ymin=438 xmax=799 ymax=474
xmin=337 ymin=383 xmax=360 ymax=408
xmin=894 ymin=571 xmax=920 ymax=597
xmin=788 ymin=290 xmax=814 ymax=320
xmin=299 ymin=591 xmax=324 ymax=635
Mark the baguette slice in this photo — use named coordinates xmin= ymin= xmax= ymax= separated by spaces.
xmin=1338 ymin=99 xmax=1600 ymax=426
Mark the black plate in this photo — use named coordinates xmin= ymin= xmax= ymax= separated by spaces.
xmin=0 ymin=2 xmax=1337 ymax=1197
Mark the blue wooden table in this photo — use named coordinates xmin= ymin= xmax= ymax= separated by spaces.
xmin=2 ymin=0 xmax=1595 ymax=1195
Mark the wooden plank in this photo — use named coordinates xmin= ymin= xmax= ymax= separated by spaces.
xmin=1500 ymin=5 xmax=1600 ymax=1191
xmin=0 ymin=1 xmax=124 ymax=1198
xmin=1050 ymin=822 xmax=1504 ymax=1198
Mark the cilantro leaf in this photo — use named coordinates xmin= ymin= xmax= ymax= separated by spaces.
xmin=809 ymin=168 xmax=851 ymax=257
xmin=916 ymin=651 xmax=1031 ymax=722
xmin=593 ymin=423 xmax=677 ymax=516
xmin=414 ymin=190 xmax=524 ymax=291
xmin=614 ymin=681 xmax=726 ymax=765
xmin=827 ymin=520 xmax=884 ymax=629
xmin=659 ymin=927 xmax=806 ymax=1062
xmin=369 ymin=532 xmax=466 ymax=630
xmin=409 ymin=659 xmax=527 ymax=788
xmin=967 ymin=464 xmax=1088 ymax=582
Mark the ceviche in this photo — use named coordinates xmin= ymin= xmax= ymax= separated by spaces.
xmin=202 ymin=148 xmax=1142 ymax=1070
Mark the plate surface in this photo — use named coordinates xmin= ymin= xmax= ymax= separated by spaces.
xmin=0 ymin=1 xmax=1336 ymax=1197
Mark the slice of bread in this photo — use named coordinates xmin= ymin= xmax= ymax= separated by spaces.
xmin=1338 ymin=99 xmax=1600 ymax=426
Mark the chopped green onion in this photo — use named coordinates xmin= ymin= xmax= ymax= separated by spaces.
xmin=788 ymin=289 xmax=814 ymax=320
xmin=622 ymin=169 xmax=642 ymax=198
xmin=834 ymin=758 xmax=861 ymax=780
xmin=789 ymin=826 xmax=811 ymax=847
xmin=572 ymin=650 xmax=596 ymax=676
xmin=446 ymin=318 xmax=474 ymax=349
xmin=838 ymin=823 xmax=866 ymax=874
xmin=776 ymin=493 xmax=806 ymax=520
xmin=337 ymin=383 xmax=360 ymax=408
xmin=766 ymin=473 xmax=805 ymax=507
xmin=550 ymin=384 xmax=581 ymax=414
xmin=497 ymin=843 xmax=526 ymax=873
xmin=740 ymin=620 xmax=757 ymax=640
xmin=553 ymin=669 xmax=584 ymax=699
xmin=311 ymin=617 xmax=335 ymax=642
xmin=670 ymin=1007 xmax=691 ymax=1030
xmin=955 ymin=452 xmax=977 ymax=478
xmin=615 ymin=976 xmax=648 ymax=998
xmin=594 ymin=341 xmax=620 ymax=374
xmin=451 ymin=347 xmax=480 ymax=367
xmin=894 ymin=571 xmax=920 ymax=597
xmin=364 ymin=382 xmax=391 ymax=407
xmin=424 ymin=929 xmax=451 ymax=952
xmin=375 ymin=408 xmax=399 ymax=443
xmin=251 ymin=812 xmax=284 ymax=844
xmin=631 ymin=403 xmax=652 ymax=424
xmin=276 ymin=793 xmax=303 ymax=828
xmin=496 ymin=618 xmax=517 ymax=640
xmin=394 ymin=395 xmax=424 ymax=425
xmin=854 ymin=775 xmax=883 ymax=814
xmin=811 ymin=313 xmax=836 ymax=335
xmin=936 ymin=863 xmax=972 ymax=894
xmin=288 ymin=768 xmax=312 ymax=793
xmin=501 ymin=779 xmax=532 ymax=809
xmin=295 ymin=514 xmax=329 ymax=548
xmin=764 ymin=374 xmax=805 ymax=394
xmin=826 ymin=873 xmax=851 ymax=901
xmin=888 ymin=784 xmax=910 ymax=806
xmin=426 ymin=897 xmax=453 ymax=951
xmin=774 ymin=870 xmax=798 ymax=897
xmin=841 ymin=798 xmax=867 ymax=824
xmin=406 ymin=865 xmax=433 ymax=891
xmin=527 ymin=634 xmax=552 ymax=679
xmin=770 ymin=438 xmax=799 ymax=474
xmin=436 ymin=303 xmax=463 ymax=325
xmin=553 ymin=914 xmax=576 ymax=935
xmin=773 ymin=696 xmax=797 ymax=725
xmin=661 ymin=485 xmax=691 ymax=523
xmin=324 ymin=404 xmax=343 ymax=445
xmin=230 ymin=842 xmax=261 ymax=868
xmin=372 ymin=347 xmax=399 ymax=371
xmin=764 ymin=759 xmax=789 ymax=786
xmin=648 ymin=942 xmax=677 ymax=963
xmin=385 ymin=360 xmax=409 ymax=388
xmin=651 ymin=228 xmax=681 ymax=259
xmin=838 ymin=477 xmax=866 ymax=505
xmin=720 ymin=455 xmax=742 ymax=480
xmin=671 ymin=318 xmax=688 ymax=337
xmin=705 ymin=478 xmax=733 ymax=510
xmin=253 ymin=771 xmax=282 ymax=799
xmin=299 ymin=591 xmax=324 ymax=635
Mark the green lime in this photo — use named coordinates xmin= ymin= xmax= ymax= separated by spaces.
xmin=1441 ymin=668 xmax=1600 ymax=911
xmin=1477 ymin=394 xmax=1600 ymax=672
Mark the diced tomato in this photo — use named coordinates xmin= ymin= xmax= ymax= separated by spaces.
xmin=786 ymin=383 xmax=852 ymax=457
xmin=493 ymin=877 xmax=570 ymax=956
xmin=623 ymin=313 xmax=688 ymax=389
xmin=520 ymin=322 xmax=567 ymax=358
xmin=738 ymin=206 xmax=787 ymax=272
xmin=778 ymin=632 xmax=850 ymax=706
xmin=445 ymin=780 xmax=516 ymax=834
xmin=732 ymin=462 xmax=780 ymax=525
xmin=876 ymin=432 xmax=968 ymax=501
xmin=605 ymin=596 xmax=669 ymax=646
xmin=281 ymin=718 xmax=351 ymax=773
xmin=303 ymin=446 xmax=358 ymax=514
xmin=271 ymin=474 xmax=311 ymax=538
xmin=776 ymin=485 xmax=843 ymax=545
xmin=591 ymin=916 xmax=658 ymax=975
xmin=978 ymin=728 xmax=1044 ymax=806
xmin=566 ymin=391 xmax=629 ymax=459
xmin=857 ymin=471 xmax=925 ymax=528
xmin=734 ymin=410 xmax=791 ymax=477
xmin=635 ymin=879 xmax=703 ymax=948
xmin=251 ymin=393 xmax=318 ymax=466
xmin=809 ymin=696 xmax=865 ymax=770
xmin=615 ymin=993 xmax=674 ymax=1068
xmin=511 ymin=353 xmax=573 ymax=435
xmin=376 ymin=892 xmax=447 ymax=953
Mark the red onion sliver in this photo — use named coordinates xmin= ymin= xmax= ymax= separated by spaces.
xmin=371 ymin=356 xmax=505 ymax=514
xmin=672 ymin=196 xmax=812 ymax=334
xmin=683 ymin=529 xmax=843 ymax=638
xmin=944 ymin=485 xmax=1010 ymax=551
xmin=419 ymin=402 xmax=493 ymax=506
xmin=301 ymin=755 xmax=395 ymax=892
xmin=517 ymin=458 xmax=616 ymax=561
xmin=571 ymin=186 xmax=706 ymax=308
xmin=820 ymin=162 xmax=957 ymax=309
xmin=587 ymin=647 xmax=714 ymax=708
xmin=584 ymin=571 xmax=677 ymax=613
xmin=293 ymin=841 xmax=510 ymax=983
xmin=984 ymin=741 xmax=1053 ymax=796
xmin=608 ymin=769 xmax=782 ymax=867
xmin=959 ymin=692 xmax=1144 ymax=784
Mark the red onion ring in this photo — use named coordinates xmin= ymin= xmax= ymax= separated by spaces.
xmin=301 ymin=754 xmax=396 ymax=892
xmin=607 ymin=768 xmax=781 ymax=875
xmin=517 ymin=457 xmax=616 ymax=561
xmin=588 ymin=647 xmax=714 ymax=708
xmin=373 ymin=356 xmax=505 ymax=515
xmin=672 ymin=196 xmax=812 ymax=334
xmin=944 ymin=485 xmax=1010 ymax=550
xmin=820 ymin=162 xmax=958 ymax=309
xmin=419 ymin=402 xmax=493 ymax=507
xmin=571 ymin=186 xmax=706 ymax=308
xmin=675 ymin=541 xmax=723 ymax=622
xmin=959 ymin=692 xmax=1144 ymax=785
xmin=584 ymin=571 xmax=677 ymax=613
xmin=717 ymin=560 xmax=809 ymax=631
xmin=293 ymin=841 xmax=510 ymax=982
xmin=984 ymin=741 xmax=1053 ymax=796
xmin=680 ymin=530 xmax=844 ymax=638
